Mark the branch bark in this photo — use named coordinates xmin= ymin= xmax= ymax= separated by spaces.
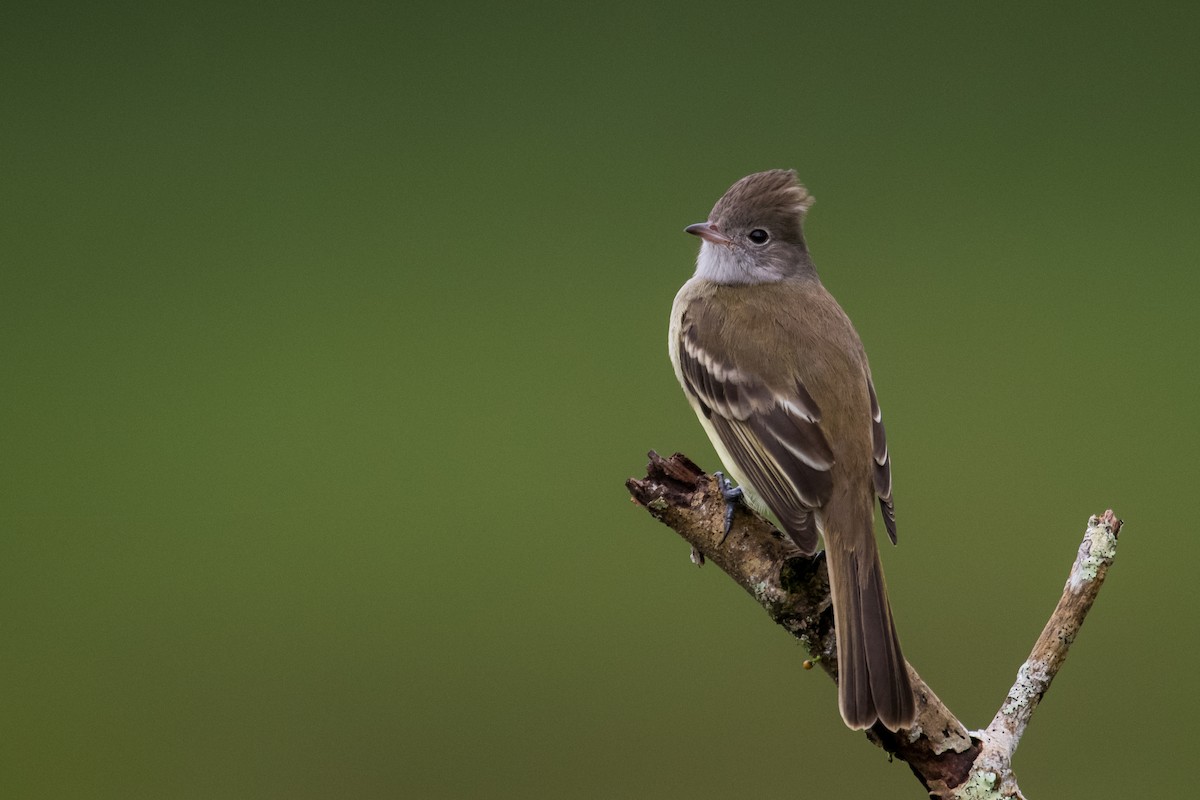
xmin=626 ymin=451 xmax=1123 ymax=798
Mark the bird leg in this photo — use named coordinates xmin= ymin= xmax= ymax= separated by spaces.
xmin=713 ymin=471 xmax=743 ymax=544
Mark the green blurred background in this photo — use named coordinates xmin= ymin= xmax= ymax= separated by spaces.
xmin=3 ymin=1 xmax=1197 ymax=796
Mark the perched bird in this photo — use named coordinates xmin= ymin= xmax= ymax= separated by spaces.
xmin=668 ymin=170 xmax=915 ymax=730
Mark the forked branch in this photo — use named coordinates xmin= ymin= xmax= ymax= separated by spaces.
xmin=626 ymin=451 xmax=1123 ymax=798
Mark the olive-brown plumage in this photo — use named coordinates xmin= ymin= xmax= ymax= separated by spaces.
xmin=669 ymin=170 xmax=914 ymax=730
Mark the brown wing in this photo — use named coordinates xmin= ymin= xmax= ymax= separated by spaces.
xmin=677 ymin=322 xmax=834 ymax=554
xmin=867 ymin=379 xmax=897 ymax=544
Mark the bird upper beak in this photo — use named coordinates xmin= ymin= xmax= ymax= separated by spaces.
xmin=685 ymin=221 xmax=733 ymax=246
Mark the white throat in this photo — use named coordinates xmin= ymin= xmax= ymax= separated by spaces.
xmin=694 ymin=241 xmax=749 ymax=285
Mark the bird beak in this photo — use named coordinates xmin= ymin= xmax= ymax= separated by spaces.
xmin=685 ymin=221 xmax=733 ymax=246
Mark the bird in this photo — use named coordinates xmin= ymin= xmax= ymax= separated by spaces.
xmin=668 ymin=169 xmax=915 ymax=731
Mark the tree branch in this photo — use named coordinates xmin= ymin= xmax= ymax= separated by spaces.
xmin=626 ymin=451 xmax=1124 ymax=798
xmin=968 ymin=509 xmax=1123 ymax=799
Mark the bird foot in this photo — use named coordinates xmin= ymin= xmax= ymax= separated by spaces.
xmin=713 ymin=471 xmax=743 ymax=544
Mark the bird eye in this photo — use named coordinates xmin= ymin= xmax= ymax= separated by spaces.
xmin=748 ymin=229 xmax=770 ymax=245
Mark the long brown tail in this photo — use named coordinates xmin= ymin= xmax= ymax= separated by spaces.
xmin=824 ymin=523 xmax=915 ymax=731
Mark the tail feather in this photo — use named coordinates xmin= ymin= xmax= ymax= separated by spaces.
xmin=827 ymin=535 xmax=915 ymax=731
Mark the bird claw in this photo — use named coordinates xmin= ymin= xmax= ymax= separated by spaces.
xmin=714 ymin=471 xmax=743 ymax=544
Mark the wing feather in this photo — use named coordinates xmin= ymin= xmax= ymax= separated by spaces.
xmin=677 ymin=323 xmax=834 ymax=554
xmin=867 ymin=379 xmax=897 ymax=544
